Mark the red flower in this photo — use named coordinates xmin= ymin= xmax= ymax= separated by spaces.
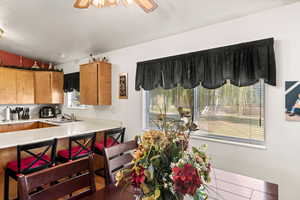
xmin=131 ymin=166 xmax=145 ymax=187
xmin=172 ymin=164 xmax=202 ymax=196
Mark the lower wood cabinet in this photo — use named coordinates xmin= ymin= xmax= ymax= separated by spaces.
xmin=0 ymin=122 xmax=57 ymax=133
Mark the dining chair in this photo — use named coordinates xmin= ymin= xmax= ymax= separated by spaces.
xmin=18 ymin=155 xmax=96 ymax=200
xmin=56 ymin=132 xmax=96 ymax=163
xmin=104 ymin=140 xmax=137 ymax=184
xmin=4 ymin=138 xmax=57 ymax=200
xmin=93 ymin=128 xmax=125 ymax=178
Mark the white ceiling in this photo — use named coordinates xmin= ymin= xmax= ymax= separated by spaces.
xmin=0 ymin=0 xmax=298 ymax=63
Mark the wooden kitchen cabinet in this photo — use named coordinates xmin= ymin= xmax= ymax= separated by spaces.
xmin=35 ymin=71 xmax=64 ymax=104
xmin=16 ymin=70 xmax=35 ymax=104
xmin=0 ymin=122 xmax=57 ymax=133
xmin=80 ymin=63 xmax=98 ymax=105
xmin=51 ymin=72 xmax=64 ymax=104
xmin=0 ymin=67 xmax=17 ymax=104
xmin=35 ymin=71 xmax=52 ymax=104
xmin=0 ymin=123 xmax=36 ymax=133
xmin=0 ymin=67 xmax=64 ymax=104
xmin=98 ymin=62 xmax=112 ymax=105
xmin=37 ymin=122 xmax=56 ymax=128
xmin=80 ymin=62 xmax=111 ymax=106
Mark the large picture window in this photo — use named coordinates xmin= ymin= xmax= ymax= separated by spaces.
xmin=144 ymin=81 xmax=265 ymax=145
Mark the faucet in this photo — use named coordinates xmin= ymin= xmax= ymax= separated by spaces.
xmin=63 ymin=113 xmax=76 ymax=121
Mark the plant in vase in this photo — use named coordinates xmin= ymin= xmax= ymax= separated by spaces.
xmin=115 ymin=108 xmax=211 ymax=200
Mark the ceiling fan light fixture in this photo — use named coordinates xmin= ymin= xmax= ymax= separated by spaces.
xmin=91 ymin=0 xmax=102 ymax=8
xmin=73 ymin=0 xmax=91 ymax=8
xmin=73 ymin=0 xmax=157 ymax=12
xmin=134 ymin=0 xmax=158 ymax=13
xmin=123 ymin=0 xmax=134 ymax=6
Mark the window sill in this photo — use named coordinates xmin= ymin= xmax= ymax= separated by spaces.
xmin=65 ymin=106 xmax=87 ymax=110
xmin=143 ymin=127 xmax=266 ymax=150
xmin=190 ymin=133 xmax=267 ymax=150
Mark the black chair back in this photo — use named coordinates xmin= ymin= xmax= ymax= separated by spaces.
xmin=104 ymin=128 xmax=125 ymax=148
xmin=68 ymin=132 xmax=96 ymax=160
xmin=17 ymin=139 xmax=57 ymax=174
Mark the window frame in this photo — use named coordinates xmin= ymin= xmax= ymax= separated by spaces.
xmin=142 ymin=82 xmax=266 ymax=147
xmin=64 ymin=90 xmax=87 ymax=110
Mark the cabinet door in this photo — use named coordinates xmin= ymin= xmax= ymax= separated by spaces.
xmin=35 ymin=71 xmax=52 ymax=104
xmin=98 ymin=62 xmax=112 ymax=105
xmin=80 ymin=63 xmax=98 ymax=105
xmin=51 ymin=72 xmax=64 ymax=104
xmin=20 ymin=122 xmax=38 ymax=130
xmin=16 ymin=70 xmax=35 ymax=104
xmin=0 ymin=68 xmax=17 ymax=104
xmin=0 ymin=125 xmax=11 ymax=133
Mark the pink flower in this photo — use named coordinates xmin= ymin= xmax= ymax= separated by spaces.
xmin=131 ymin=166 xmax=145 ymax=187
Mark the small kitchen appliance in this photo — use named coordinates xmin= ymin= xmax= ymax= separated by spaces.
xmin=39 ymin=106 xmax=56 ymax=118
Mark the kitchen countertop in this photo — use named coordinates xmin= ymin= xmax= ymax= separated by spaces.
xmin=0 ymin=118 xmax=122 ymax=149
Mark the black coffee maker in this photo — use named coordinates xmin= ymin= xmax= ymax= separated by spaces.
xmin=39 ymin=106 xmax=56 ymax=118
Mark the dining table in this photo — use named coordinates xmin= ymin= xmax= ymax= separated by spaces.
xmin=82 ymin=168 xmax=278 ymax=200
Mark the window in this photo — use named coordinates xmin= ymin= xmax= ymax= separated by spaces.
xmin=144 ymin=87 xmax=194 ymax=129
xmin=65 ymin=90 xmax=86 ymax=109
xmin=144 ymin=81 xmax=265 ymax=145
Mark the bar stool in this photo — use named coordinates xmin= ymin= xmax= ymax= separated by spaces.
xmin=4 ymin=138 xmax=57 ymax=200
xmin=93 ymin=128 xmax=125 ymax=182
xmin=56 ymin=132 xmax=96 ymax=163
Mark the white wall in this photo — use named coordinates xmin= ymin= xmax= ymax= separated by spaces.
xmin=59 ymin=3 xmax=300 ymax=199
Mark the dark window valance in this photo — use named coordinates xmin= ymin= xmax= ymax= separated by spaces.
xmin=135 ymin=38 xmax=276 ymax=91
xmin=64 ymin=72 xmax=80 ymax=92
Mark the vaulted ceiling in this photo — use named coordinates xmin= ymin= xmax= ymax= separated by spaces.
xmin=0 ymin=0 xmax=298 ymax=63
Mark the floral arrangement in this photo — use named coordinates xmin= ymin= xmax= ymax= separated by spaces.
xmin=115 ymin=107 xmax=211 ymax=200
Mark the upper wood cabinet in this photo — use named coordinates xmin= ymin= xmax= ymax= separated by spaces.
xmin=0 ymin=67 xmax=17 ymax=104
xmin=35 ymin=71 xmax=64 ymax=104
xmin=17 ymin=70 xmax=35 ymax=104
xmin=0 ymin=67 xmax=64 ymax=105
xmin=98 ymin=62 xmax=112 ymax=105
xmin=80 ymin=62 xmax=111 ymax=106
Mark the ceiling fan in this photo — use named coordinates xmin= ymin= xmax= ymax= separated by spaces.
xmin=73 ymin=0 xmax=158 ymax=13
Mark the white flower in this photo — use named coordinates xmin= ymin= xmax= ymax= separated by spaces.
xmin=170 ymin=162 xmax=176 ymax=168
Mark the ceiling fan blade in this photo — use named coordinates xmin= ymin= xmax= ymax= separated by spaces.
xmin=73 ymin=0 xmax=91 ymax=8
xmin=134 ymin=0 xmax=158 ymax=13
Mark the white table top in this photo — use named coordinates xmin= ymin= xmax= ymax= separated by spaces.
xmin=0 ymin=118 xmax=122 ymax=149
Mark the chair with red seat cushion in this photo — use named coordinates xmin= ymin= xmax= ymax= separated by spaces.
xmin=7 ymin=154 xmax=51 ymax=173
xmin=94 ymin=136 xmax=119 ymax=152
xmin=94 ymin=128 xmax=125 ymax=183
xmin=4 ymin=139 xmax=57 ymax=200
xmin=56 ymin=132 xmax=96 ymax=163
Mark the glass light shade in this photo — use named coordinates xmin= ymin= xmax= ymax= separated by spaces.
xmin=74 ymin=0 xmax=157 ymax=12
xmin=123 ymin=0 xmax=133 ymax=6
xmin=73 ymin=0 xmax=91 ymax=8
xmin=134 ymin=0 xmax=158 ymax=12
